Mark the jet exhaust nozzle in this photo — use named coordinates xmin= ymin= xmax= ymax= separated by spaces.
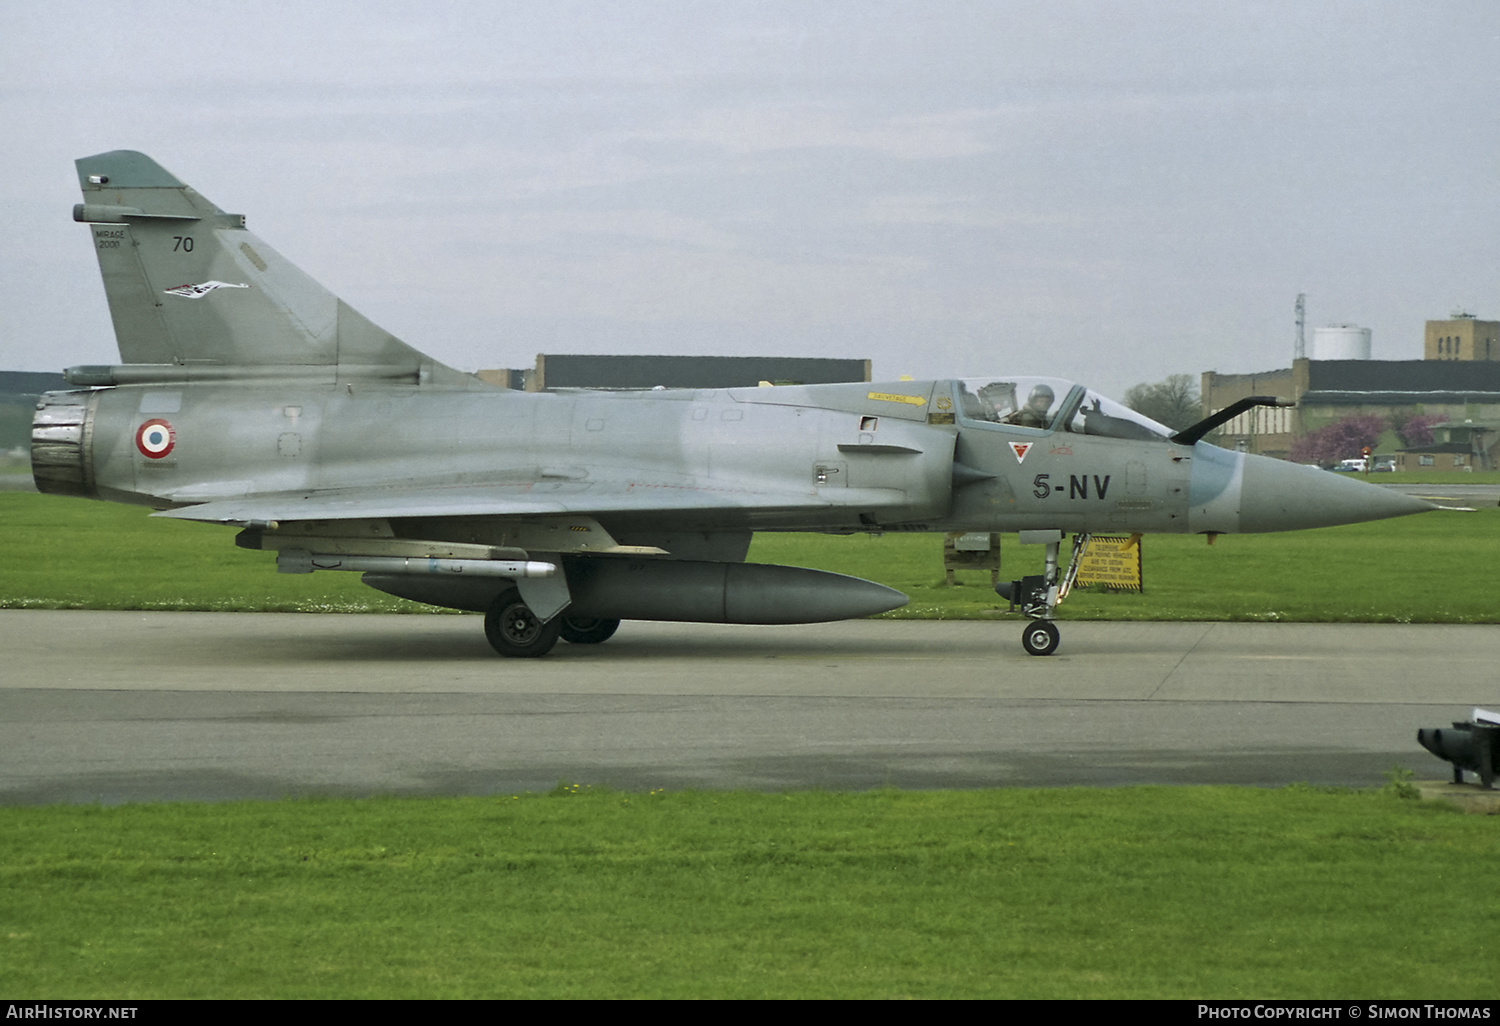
xmin=31 ymin=391 xmax=97 ymax=500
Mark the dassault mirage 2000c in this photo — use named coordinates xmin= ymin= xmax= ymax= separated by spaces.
xmin=32 ymin=151 xmax=1433 ymax=657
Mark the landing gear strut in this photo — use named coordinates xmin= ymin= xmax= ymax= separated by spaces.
xmin=996 ymin=532 xmax=1089 ymax=657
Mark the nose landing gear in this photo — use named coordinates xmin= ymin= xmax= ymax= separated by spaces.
xmin=995 ymin=532 xmax=1088 ymax=657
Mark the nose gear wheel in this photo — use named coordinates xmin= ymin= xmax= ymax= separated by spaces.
xmin=1022 ymin=620 xmax=1060 ymax=656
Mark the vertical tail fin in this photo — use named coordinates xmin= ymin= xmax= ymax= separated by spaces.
xmin=73 ymin=150 xmax=473 ymax=385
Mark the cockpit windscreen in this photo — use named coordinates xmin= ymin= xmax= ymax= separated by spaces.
xmin=954 ymin=377 xmax=1173 ymax=441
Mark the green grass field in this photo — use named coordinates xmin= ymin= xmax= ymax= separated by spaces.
xmin=2 ymin=490 xmax=1493 ymax=622
xmin=0 ymin=492 xmax=431 ymax=613
xmin=3 ymin=493 xmax=1497 ymax=999
xmin=2 ymin=785 xmax=1494 ymax=999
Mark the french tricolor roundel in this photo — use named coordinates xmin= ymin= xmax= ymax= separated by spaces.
xmin=135 ymin=419 xmax=176 ymax=459
xmin=1009 ymin=441 xmax=1032 ymax=464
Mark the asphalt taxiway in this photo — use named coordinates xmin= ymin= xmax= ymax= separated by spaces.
xmin=2 ymin=611 xmax=1491 ymax=804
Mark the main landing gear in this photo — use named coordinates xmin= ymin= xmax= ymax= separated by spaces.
xmin=558 ymin=616 xmax=621 ymax=645
xmin=995 ymin=532 xmax=1088 ymax=657
xmin=484 ymin=588 xmax=563 ymax=658
xmin=483 ymin=589 xmax=623 ymax=657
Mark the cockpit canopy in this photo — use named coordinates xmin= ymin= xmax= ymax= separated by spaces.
xmin=954 ymin=376 xmax=1172 ymax=441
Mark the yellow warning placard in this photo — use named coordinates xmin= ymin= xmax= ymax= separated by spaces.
xmin=1075 ymin=534 xmax=1143 ymax=592
xmin=867 ymin=391 xmax=926 ymax=406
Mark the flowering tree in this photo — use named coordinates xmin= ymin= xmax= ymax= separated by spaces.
xmin=1290 ymin=413 xmax=1385 ymax=466
xmin=1391 ymin=412 xmax=1440 ymax=448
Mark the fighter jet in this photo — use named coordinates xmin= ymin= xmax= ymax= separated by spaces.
xmin=32 ymin=150 xmax=1433 ymax=657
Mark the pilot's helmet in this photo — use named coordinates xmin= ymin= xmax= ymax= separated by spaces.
xmin=1026 ymin=384 xmax=1055 ymax=407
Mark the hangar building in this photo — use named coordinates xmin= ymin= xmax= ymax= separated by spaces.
xmin=1202 ymin=315 xmax=1500 ymax=470
xmin=477 ymin=354 xmax=871 ymax=391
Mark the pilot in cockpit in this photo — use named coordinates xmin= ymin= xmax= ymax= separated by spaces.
xmin=1004 ymin=383 xmax=1055 ymax=428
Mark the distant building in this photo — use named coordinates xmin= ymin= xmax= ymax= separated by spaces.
xmin=473 ymin=368 xmax=527 ymax=390
xmin=478 ymin=355 xmax=872 ymax=392
xmin=1394 ymin=421 xmax=1496 ymax=472
xmin=1393 ymin=441 xmax=1479 ymax=472
xmin=1197 ymin=366 xmax=1299 ymax=458
xmin=1203 ymin=316 xmax=1500 ymax=469
xmin=1424 ymin=314 xmax=1499 ymax=362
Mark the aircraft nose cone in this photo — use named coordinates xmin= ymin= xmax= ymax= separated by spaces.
xmin=1237 ymin=456 xmax=1435 ymax=533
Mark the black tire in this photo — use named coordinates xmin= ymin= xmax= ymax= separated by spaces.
xmin=559 ymin=617 xmax=621 ymax=645
xmin=1021 ymin=620 xmax=1060 ymax=657
xmin=484 ymin=588 xmax=562 ymax=658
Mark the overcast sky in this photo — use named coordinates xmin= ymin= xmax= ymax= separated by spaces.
xmin=4 ymin=0 xmax=1497 ymax=398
